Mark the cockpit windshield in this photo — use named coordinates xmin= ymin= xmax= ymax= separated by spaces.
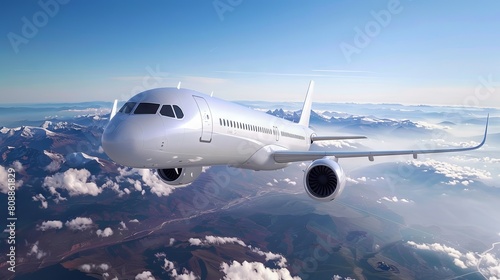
xmin=134 ymin=103 xmax=160 ymax=114
xmin=173 ymin=105 xmax=184 ymax=119
xmin=118 ymin=102 xmax=136 ymax=114
xmin=160 ymin=104 xmax=184 ymax=119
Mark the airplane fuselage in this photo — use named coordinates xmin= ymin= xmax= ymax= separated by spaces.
xmin=102 ymin=88 xmax=313 ymax=171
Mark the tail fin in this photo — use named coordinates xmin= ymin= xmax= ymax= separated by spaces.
xmin=298 ymin=80 xmax=314 ymax=127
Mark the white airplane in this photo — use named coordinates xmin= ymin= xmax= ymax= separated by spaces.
xmin=101 ymin=81 xmax=489 ymax=202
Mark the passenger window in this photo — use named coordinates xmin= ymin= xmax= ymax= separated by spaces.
xmin=118 ymin=102 xmax=136 ymax=114
xmin=134 ymin=103 xmax=160 ymax=114
xmin=173 ymin=105 xmax=184 ymax=119
xmin=160 ymin=105 xmax=175 ymax=118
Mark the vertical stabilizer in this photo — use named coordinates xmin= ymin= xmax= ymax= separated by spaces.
xmin=298 ymin=80 xmax=314 ymax=127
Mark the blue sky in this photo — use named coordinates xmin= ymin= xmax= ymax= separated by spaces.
xmin=1 ymin=0 xmax=500 ymax=106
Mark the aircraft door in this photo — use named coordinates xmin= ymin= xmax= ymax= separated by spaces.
xmin=193 ymin=96 xmax=213 ymax=143
xmin=274 ymin=126 xmax=279 ymax=141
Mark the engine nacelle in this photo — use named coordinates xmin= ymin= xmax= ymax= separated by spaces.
xmin=304 ymin=158 xmax=346 ymax=202
xmin=157 ymin=167 xmax=202 ymax=185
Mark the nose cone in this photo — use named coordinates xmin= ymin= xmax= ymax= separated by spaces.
xmin=102 ymin=116 xmax=144 ymax=167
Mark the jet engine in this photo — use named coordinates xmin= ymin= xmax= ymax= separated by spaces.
xmin=157 ymin=167 xmax=202 ymax=185
xmin=304 ymin=158 xmax=346 ymax=202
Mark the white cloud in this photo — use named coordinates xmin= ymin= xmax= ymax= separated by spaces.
xmin=205 ymin=236 xmax=247 ymax=247
xmin=96 ymin=227 xmax=114 ymax=237
xmin=116 ymin=167 xmax=187 ymax=197
xmin=43 ymin=150 xmax=64 ymax=172
xmin=139 ymin=169 xmax=179 ymax=197
xmin=129 ymin=219 xmax=140 ymax=223
xmin=453 ymin=258 xmax=467 ymax=269
xmin=346 ymin=177 xmax=359 ymax=184
xmin=406 ymin=240 xmax=500 ymax=279
xmin=65 ymin=217 xmax=94 ymax=231
xmin=282 ymin=178 xmax=297 ymax=186
xmin=313 ymin=140 xmax=357 ymax=149
xmin=161 ymin=258 xmax=199 ymax=280
xmin=80 ymin=264 xmax=92 ymax=272
xmin=159 ymin=255 xmax=199 ymax=279
xmin=173 ymin=269 xmax=198 ymax=280
xmin=430 ymin=138 xmax=484 ymax=149
xmin=80 ymin=263 xmax=110 ymax=273
xmin=135 ymin=271 xmax=155 ymax=280
xmin=102 ymin=179 xmax=125 ymax=197
xmin=407 ymin=241 xmax=462 ymax=260
xmin=220 ymin=261 xmax=299 ymax=280
xmin=189 ymin=236 xmax=247 ymax=247
xmin=169 ymin=238 xmax=175 ymax=246
xmin=188 ymin=238 xmax=203 ymax=246
xmin=163 ymin=258 xmax=175 ymax=271
xmin=188 ymin=236 xmax=289 ymax=269
xmin=333 ymin=275 xmax=356 ymax=280
xmin=161 ymin=239 xmax=292 ymax=279
xmin=378 ymin=196 xmax=413 ymax=204
xmin=43 ymin=168 xmax=101 ymax=197
xmin=37 ymin=220 xmax=63 ymax=231
xmin=12 ymin=160 xmax=23 ymax=172
xmin=409 ymin=159 xmax=491 ymax=184
xmin=27 ymin=241 xmax=47 ymax=260
xmin=451 ymin=155 xmax=500 ymax=164
xmin=32 ymin=193 xmax=48 ymax=209
xmin=250 ymin=246 xmax=288 ymax=268
xmin=119 ymin=221 xmax=127 ymax=230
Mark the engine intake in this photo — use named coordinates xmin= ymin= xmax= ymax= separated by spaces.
xmin=304 ymin=158 xmax=346 ymax=202
xmin=157 ymin=166 xmax=202 ymax=185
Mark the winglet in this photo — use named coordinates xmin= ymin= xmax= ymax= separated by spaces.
xmin=177 ymin=82 xmax=181 ymax=89
xmin=478 ymin=113 xmax=489 ymax=147
xmin=110 ymin=99 xmax=118 ymax=121
xmin=298 ymin=80 xmax=314 ymax=127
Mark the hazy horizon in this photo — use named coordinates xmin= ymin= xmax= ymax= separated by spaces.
xmin=2 ymin=1 xmax=500 ymax=107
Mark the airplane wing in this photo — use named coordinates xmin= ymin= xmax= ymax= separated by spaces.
xmin=274 ymin=115 xmax=489 ymax=163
